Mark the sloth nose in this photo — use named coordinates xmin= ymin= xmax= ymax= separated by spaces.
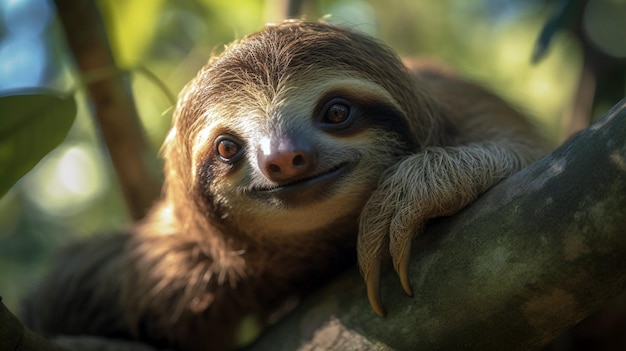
xmin=258 ymin=133 xmax=318 ymax=184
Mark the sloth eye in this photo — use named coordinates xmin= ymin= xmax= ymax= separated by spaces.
xmin=320 ymin=98 xmax=354 ymax=128
xmin=215 ymin=136 xmax=243 ymax=163
xmin=324 ymin=102 xmax=351 ymax=124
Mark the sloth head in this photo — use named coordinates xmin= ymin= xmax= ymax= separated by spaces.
xmin=162 ymin=21 xmax=441 ymax=238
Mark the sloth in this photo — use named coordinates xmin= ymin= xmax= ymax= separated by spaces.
xmin=24 ymin=20 xmax=548 ymax=351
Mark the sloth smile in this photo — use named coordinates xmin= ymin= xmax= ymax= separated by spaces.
xmin=251 ymin=162 xmax=354 ymax=205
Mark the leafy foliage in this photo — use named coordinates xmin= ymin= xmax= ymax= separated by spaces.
xmin=0 ymin=89 xmax=76 ymax=197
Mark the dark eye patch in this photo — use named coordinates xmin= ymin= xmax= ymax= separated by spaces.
xmin=314 ymin=89 xmax=414 ymax=145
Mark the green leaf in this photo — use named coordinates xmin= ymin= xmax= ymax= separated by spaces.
xmin=0 ymin=89 xmax=77 ymax=197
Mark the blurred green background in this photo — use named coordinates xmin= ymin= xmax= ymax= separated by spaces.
xmin=0 ymin=0 xmax=624 ymax=314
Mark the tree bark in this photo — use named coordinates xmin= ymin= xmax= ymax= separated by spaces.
xmin=246 ymin=98 xmax=626 ymax=351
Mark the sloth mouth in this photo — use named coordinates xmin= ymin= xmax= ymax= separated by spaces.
xmin=251 ymin=162 xmax=354 ymax=206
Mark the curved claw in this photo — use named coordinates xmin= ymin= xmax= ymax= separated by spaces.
xmin=390 ymin=227 xmax=414 ymax=297
xmin=365 ymin=259 xmax=386 ymax=317
xmin=397 ymin=247 xmax=413 ymax=297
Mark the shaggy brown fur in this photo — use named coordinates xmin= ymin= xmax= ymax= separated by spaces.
xmin=24 ymin=20 xmax=548 ymax=350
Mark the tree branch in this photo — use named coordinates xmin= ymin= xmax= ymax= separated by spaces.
xmin=0 ymin=297 xmax=69 ymax=351
xmin=53 ymin=0 xmax=160 ymax=220
xmin=246 ymin=98 xmax=626 ymax=351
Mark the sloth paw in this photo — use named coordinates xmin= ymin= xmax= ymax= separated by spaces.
xmin=357 ymin=184 xmax=423 ymax=317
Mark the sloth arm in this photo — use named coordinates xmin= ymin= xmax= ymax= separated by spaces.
xmin=359 ymin=63 xmax=547 ymax=317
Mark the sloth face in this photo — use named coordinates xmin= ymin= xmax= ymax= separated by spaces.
xmin=170 ymin=22 xmax=420 ymax=236
xmin=189 ymin=76 xmax=412 ymax=236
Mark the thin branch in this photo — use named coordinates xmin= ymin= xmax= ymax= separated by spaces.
xmin=53 ymin=0 xmax=160 ymax=220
